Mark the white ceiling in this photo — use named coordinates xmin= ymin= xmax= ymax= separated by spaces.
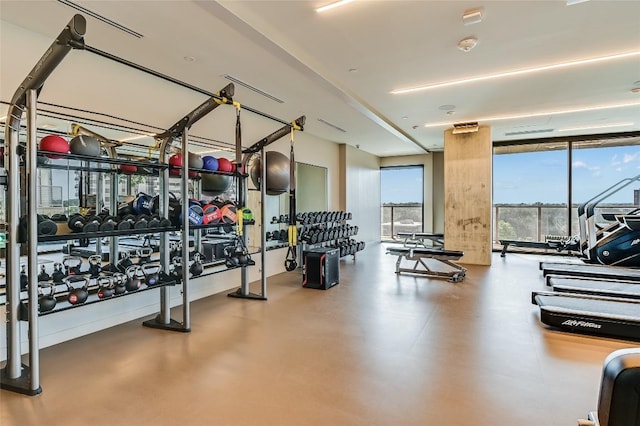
xmin=1 ymin=0 xmax=639 ymax=157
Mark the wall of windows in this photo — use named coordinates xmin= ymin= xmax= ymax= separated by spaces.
xmin=493 ymin=134 xmax=640 ymax=243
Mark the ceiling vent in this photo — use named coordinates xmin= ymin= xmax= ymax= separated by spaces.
xmin=317 ymin=118 xmax=346 ymax=133
xmin=505 ymin=128 xmax=555 ymax=136
xmin=452 ymin=122 xmax=479 ymax=134
xmin=57 ymin=0 xmax=143 ymax=38
xmin=223 ymin=75 xmax=284 ymax=104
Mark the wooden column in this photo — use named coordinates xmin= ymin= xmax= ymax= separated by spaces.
xmin=444 ymin=126 xmax=492 ymax=265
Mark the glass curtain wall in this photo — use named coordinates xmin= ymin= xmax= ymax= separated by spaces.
xmin=494 ymin=135 xmax=640 ymax=244
xmin=381 ymin=166 xmax=424 ymax=240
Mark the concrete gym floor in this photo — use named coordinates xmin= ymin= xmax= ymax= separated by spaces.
xmin=0 ymin=243 xmax=635 ymax=426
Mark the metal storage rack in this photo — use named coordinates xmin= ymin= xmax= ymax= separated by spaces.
xmin=0 ymin=14 xmax=304 ymax=396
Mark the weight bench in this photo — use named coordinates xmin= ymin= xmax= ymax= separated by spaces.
xmin=396 ymin=232 xmax=444 ymax=248
xmin=386 ymin=247 xmax=466 ymax=282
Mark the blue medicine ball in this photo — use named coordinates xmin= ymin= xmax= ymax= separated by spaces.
xmin=202 ymin=156 xmax=219 ymax=171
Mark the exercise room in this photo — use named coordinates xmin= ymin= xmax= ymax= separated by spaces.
xmin=1 ymin=1 xmax=639 ymax=425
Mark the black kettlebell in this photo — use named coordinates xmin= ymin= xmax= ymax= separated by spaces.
xmin=51 ymin=262 xmax=66 ymax=283
xmin=112 ymin=273 xmax=127 ymax=295
xmin=142 ymin=264 xmax=161 ymax=287
xmin=65 ymin=276 xmax=89 ymax=305
xmin=38 ymin=283 xmax=57 ymax=312
xmin=63 ymin=256 xmax=83 ymax=276
xmin=96 ymin=276 xmax=115 ymax=299
xmin=125 ymin=265 xmax=143 ymax=292
xmin=20 ymin=265 xmax=28 ymax=290
xmin=170 ymin=257 xmax=183 ymax=281
xmin=88 ymin=255 xmax=102 ymax=278
xmin=117 ymin=251 xmax=134 ymax=273
xmin=37 ymin=264 xmax=51 ymax=282
xmin=189 ymin=252 xmax=203 ymax=277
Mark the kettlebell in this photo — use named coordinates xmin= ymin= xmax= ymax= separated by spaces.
xmin=37 ymin=264 xmax=51 ymax=282
xmin=117 ymin=252 xmax=134 ymax=273
xmin=88 ymin=255 xmax=102 ymax=278
xmin=189 ymin=252 xmax=204 ymax=277
xmin=125 ymin=265 xmax=143 ymax=292
xmin=112 ymin=273 xmax=127 ymax=295
xmin=20 ymin=264 xmax=28 ymax=290
xmin=63 ymin=256 xmax=83 ymax=276
xmin=96 ymin=276 xmax=115 ymax=299
xmin=51 ymin=262 xmax=66 ymax=283
xmin=38 ymin=283 xmax=57 ymax=312
xmin=142 ymin=264 xmax=161 ymax=287
xmin=171 ymin=257 xmax=183 ymax=280
xmin=65 ymin=276 xmax=89 ymax=305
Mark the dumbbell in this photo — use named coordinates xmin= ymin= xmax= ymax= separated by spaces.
xmin=65 ymin=276 xmax=89 ymax=305
xmin=98 ymin=215 xmax=121 ymax=231
xmin=121 ymin=214 xmax=148 ymax=229
xmin=68 ymin=214 xmax=101 ymax=233
xmin=148 ymin=215 xmax=172 ymax=228
xmin=37 ymin=215 xmax=58 ymax=236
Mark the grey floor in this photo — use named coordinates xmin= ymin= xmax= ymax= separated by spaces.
xmin=0 ymin=243 xmax=636 ymax=426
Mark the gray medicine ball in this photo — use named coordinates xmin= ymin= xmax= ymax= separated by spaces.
xmin=249 ymin=151 xmax=290 ymax=196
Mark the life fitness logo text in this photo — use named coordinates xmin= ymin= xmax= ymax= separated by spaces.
xmin=562 ymin=319 xmax=602 ymax=329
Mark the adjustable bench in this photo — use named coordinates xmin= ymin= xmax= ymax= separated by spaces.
xmin=396 ymin=232 xmax=444 ymax=248
xmin=386 ymin=247 xmax=466 ymax=282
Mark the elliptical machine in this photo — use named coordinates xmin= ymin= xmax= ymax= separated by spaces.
xmin=569 ymin=174 xmax=640 ymax=266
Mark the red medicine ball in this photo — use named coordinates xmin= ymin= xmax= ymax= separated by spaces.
xmin=120 ymin=164 xmax=137 ymax=174
xmin=168 ymin=153 xmax=197 ymax=178
xmin=39 ymin=135 xmax=70 ymax=159
xmin=217 ymin=157 xmax=233 ymax=173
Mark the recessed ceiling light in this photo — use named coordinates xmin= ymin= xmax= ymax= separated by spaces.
xmin=439 ymin=104 xmax=456 ymax=111
xmin=348 ymin=68 xmax=358 ymax=73
xmin=566 ymin=0 xmax=589 ymax=5
xmin=316 ymin=0 xmax=354 ymax=13
xmin=401 ymin=116 xmax=408 ymax=120
xmin=183 ymin=56 xmax=195 ymax=62
xmin=423 ymin=100 xmax=640 ymax=128
xmin=559 ymin=122 xmax=634 ymax=132
xmin=391 ymin=51 xmax=640 ymax=95
xmin=632 ymin=87 xmax=640 ymax=94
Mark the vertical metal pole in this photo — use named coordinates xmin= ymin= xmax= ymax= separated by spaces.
xmin=260 ymin=148 xmax=267 ymax=298
xmin=108 ymin=148 xmax=118 ymax=268
xmin=26 ymin=90 xmax=40 ymax=391
xmin=5 ymin=108 xmax=22 ymax=379
xmin=568 ymin=141 xmax=573 ymax=237
xmin=95 ymin=172 xmax=103 ymax=256
xmin=181 ymin=133 xmax=190 ymax=330
xmin=159 ymin=155 xmax=170 ymax=324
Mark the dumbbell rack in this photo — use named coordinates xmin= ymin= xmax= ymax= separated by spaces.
xmin=298 ymin=211 xmax=366 ymax=260
xmin=0 ymin=13 xmax=303 ymax=396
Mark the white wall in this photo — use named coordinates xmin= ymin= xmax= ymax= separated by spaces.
xmin=340 ymin=145 xmax=381 ymax=243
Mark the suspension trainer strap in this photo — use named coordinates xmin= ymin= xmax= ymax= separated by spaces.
xmin=285 ymin=122 xmax=300 ymax=271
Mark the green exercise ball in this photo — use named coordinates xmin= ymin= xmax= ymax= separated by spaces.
xmin=201 ymin=173 xmax=231 ymax=196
